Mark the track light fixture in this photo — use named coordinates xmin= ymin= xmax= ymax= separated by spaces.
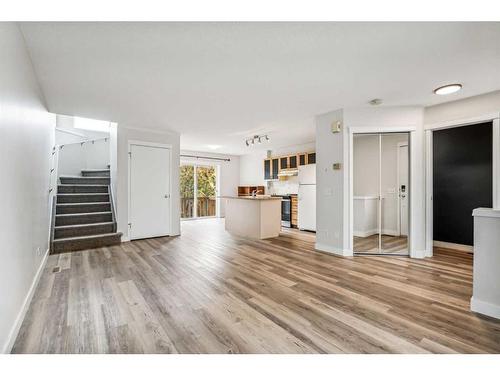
xmin=245 ymin=134 xmax=270 ymax=147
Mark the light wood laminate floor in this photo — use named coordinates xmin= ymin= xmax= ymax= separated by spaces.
xmin=12 ymin=219 xmax=500 ymax=353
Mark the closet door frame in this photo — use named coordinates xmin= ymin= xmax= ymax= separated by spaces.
xmin=349 ymin=127 xmax=415 ymax=257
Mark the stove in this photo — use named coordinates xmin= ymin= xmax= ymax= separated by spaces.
xmin=272 ymin=195 xmax=292 ymax=228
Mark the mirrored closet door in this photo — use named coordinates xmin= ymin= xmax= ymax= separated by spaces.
xmin=353 ymin=132 xmax=409 ymax=255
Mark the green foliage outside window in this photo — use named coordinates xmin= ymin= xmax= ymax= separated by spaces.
xmin=180 ymin=165 xmax=216 ymax=198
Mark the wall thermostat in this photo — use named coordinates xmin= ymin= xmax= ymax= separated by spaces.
xmin=331 ymin=121 xmax=342 ymax=133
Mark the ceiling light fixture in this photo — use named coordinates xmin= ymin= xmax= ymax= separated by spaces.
xmin=245 ymin=134 xmax=270 ymax=147
xmin=434 ymin=84 xmax=462 ymax=95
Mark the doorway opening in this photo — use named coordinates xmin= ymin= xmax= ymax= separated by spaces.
xmin=180 ymin=163 xmax=218 ymax=219
xmin=352 ymin=132 xmax=410 ymax=256
xmin=429 ymin=121 xmax=493 ymax=252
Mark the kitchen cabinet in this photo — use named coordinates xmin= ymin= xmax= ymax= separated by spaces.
xmin=264 ymin=159 xmax=271 ymax=180
xmin=264 ymin=152 xmax=315 ymax=180
xmin=291 ymin=194 xmax=298 ymax=227
xmin=298 ymin=153 xmax=307 ymax=166
xmin=271 ymin=158 xmax=279 ymax=180
xmin=280 ymin=157 xmax=288 ymax=170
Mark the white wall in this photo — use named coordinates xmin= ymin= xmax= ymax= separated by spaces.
xmin=57 ymin=140 xmax=110 ymax=177
xmin=315 ymin=106 xmax=425 ymax=257
xmin=116 ymin=126 xmax=181 ymax=240
xmin=424 ymin=90 xmax=500 ymax=126
xmin=239 ymin=150 xmax=267 ymax=188
xmin=180 ymin=150 xmax=240 ymax=217
xmin=0 ymin=23 xmax=55 ymax=353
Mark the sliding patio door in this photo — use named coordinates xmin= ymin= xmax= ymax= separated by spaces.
xmin=180 ymin=163 xmax=217 ymax=219
xmin=353 ymin=132 xmax=409 ymax=255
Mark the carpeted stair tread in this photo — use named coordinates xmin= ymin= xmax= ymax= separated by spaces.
xmin=52 ymin=232 xmax=122 ymax=253
xmin=57 ymin=184 xmax=109 ymax=193
xmin=54 ymin=221 xmax=115 ymax=239
xmin=55 ymin=211 xmax=113 ymax=226
xmin=56 ymin=202 xmax=111 ymax=214
xmin=57 ymin=193 xmax=109 ymax=203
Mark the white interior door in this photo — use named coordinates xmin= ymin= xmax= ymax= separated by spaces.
xmin=398 ymin=144 xmax=409 ymax=236
xmin=130 ymin=144 xmax=170 ymax=240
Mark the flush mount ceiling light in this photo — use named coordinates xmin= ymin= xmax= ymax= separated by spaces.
xmin=245 ymin=134 xmax=270 ymax=147
xmin=434 ymin=84 xmax=462 ymax=95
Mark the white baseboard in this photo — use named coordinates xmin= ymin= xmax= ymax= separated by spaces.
xmin=315 ymin=242 xmax=353 ymax=257
xmin=2 ymin=248 xmax=49 ymax=354
xmin=471 ymin=296 xmax=500 ymax=319
xmin=433 ymin=240 xmax=473 ymax=253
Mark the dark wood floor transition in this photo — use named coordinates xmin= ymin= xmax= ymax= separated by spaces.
xmin=12 ymin=219 xmax=500 ymax=353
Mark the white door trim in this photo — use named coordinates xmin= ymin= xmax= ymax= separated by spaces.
xmin=128 ymin=140 xmax=172 ymax=240
xmin=424 ymin=114 xmax=500 ymax=256
xmin=348 ymin=127 xmax=415 ymax=257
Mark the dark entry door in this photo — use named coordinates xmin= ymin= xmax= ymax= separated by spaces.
xmin=433 ymin=122 xmax=493 ymax=246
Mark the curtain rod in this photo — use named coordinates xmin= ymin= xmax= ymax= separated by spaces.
xmin=180 ymin=154 xmax=231 ymax=162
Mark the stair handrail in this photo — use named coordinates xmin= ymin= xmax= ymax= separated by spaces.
xmin=47 ymin=145 xmax=59 ymax=253
xmin=57 ymin=137 xmax=109 ymax=149
xmin=109 ymin=181 xmax=118 ymax=233
xmin=55 ymin=127 xmax=89 ymax=139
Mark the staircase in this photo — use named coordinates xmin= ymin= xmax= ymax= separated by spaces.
xmin=51 ymin=168 xmax=122 ymax=253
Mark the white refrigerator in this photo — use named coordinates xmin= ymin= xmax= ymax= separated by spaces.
xmin=298 ymin=164 xmax=316 ymax=231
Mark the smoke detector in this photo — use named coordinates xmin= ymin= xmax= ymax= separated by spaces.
xmin=369 ymin=98 xmax=383 ymax=106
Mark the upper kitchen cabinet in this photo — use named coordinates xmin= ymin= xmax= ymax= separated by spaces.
xmin=280 ymin=156 xmax=288 ymax=170
xmin=272 ymin=158 xmax=279 ymax=179
xmin=298 ymin=153 xmax=307 ymax=166
xmin=264 ymin=159 xmax=271 ymax=180
xmin=264 ymin=151 xmax=315 ymax=180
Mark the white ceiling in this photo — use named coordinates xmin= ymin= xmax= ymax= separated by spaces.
xmin=20 ymin=22 xmax=500 ymax=155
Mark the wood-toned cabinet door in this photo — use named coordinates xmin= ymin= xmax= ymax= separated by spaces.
xmin=271 ymin=158 xmax=279 ymax=179
xmin=291 ymin=195 xmax=298 ymax=227
xmin=264 ymin=159 xmax=271 ymax=180
xmin=289 ymin=155 xmax=297 ymax=169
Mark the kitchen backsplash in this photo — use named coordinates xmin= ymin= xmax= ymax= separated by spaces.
xmin=268 ymin=176 xmax=299 ymax=195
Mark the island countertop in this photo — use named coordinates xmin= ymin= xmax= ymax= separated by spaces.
xmin=222 ymin=195 xmax=282 ymax=200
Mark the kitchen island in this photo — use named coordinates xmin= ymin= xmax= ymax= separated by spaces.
xmin=223 ymin=196 xmax=282 ymax=239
